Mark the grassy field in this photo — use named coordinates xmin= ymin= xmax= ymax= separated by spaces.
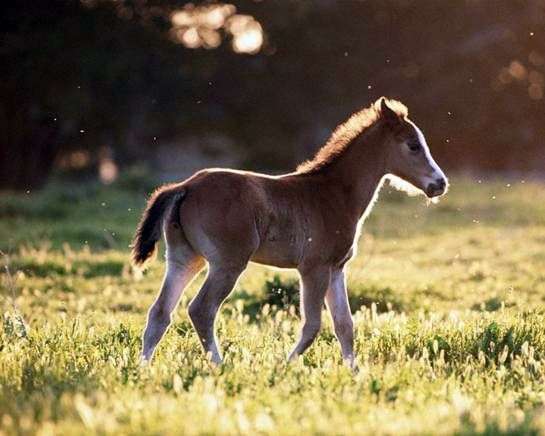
xmin=1 ymin=173 xmax=545 ymax=435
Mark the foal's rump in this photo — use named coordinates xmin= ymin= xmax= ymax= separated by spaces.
xmin=131 ymin=168 xmax=310 ymax=269
xmin=132 ymin=169 xmax=268 ymax=268
xmin=176 ymin=170 xmax=265 ymax=262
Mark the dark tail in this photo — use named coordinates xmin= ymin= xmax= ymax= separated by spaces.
xmin=131 ymin=183 xmax=186 ymax=269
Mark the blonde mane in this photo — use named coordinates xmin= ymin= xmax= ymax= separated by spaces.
xmin=297 ymin=98 xmax=408 ymax=174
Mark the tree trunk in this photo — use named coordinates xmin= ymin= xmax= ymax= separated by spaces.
xmin=0 ymin=97 xmax=61 ymax=191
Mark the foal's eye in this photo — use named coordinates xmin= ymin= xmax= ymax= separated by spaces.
xmin=407 ymin=140 xmax=421 ymax=153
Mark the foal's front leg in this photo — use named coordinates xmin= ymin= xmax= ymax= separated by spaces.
xmin=325 ymin=268 xmax=355 ymax=368
xmin=288 ymin=266 xmax=330 ymax=361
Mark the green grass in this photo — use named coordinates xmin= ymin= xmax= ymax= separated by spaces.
xmin=1 ymin=174 xmax=545 ymax=435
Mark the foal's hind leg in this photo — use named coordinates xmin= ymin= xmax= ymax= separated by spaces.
xmin=188 ymin=262 xmax=246 ymax=364
xmin=288 ymin=266 xmax=330 ymax=361
xmin=141 ymin=230 xmax=204 ymax=362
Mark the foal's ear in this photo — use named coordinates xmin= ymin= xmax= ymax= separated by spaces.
xmin=378 ymin=97 xmax=401 ymax=126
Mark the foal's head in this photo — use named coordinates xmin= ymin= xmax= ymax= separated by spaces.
xmin=378 ymin=97 xmax=448 ymax=198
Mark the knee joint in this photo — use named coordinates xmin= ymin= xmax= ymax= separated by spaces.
xmin=334 ymin=317 xmax=353 ymax=337
xmin=303 ymin=321 xmax=321 ymax=338
xmin=150 ymin=305 xmax=171 ymax=325
xmin=188 ymin=301 xmax=211 ymax=327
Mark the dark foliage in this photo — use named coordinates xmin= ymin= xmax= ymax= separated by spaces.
xmin=2 ymin=1 xmax=544 ymax=189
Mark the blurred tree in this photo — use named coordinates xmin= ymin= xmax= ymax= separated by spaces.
xmin=1 ymin=0 xmax=544 ymax=190
xmin=0 ymin=0 xmax=220 ymax=189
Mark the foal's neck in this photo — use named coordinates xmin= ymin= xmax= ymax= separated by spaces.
xmin=323 ymin=124 xmax=387 ymax=217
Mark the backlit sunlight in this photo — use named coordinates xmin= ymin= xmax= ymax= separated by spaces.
xmin=170 ymin=3 xmax=263 ymax=54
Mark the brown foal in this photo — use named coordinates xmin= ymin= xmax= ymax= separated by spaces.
xmin=132 ymin=97 xmax=448 ymax=367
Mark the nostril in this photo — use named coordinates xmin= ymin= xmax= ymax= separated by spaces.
xmin=436 ymin=179 xmax=446 ymax=189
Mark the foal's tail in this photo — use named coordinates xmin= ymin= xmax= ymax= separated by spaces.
xmin=131 ymin=183 xmax=186 ymax=269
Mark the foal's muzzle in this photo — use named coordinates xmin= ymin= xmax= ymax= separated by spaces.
xmin=426 ymin=178 xmax=447 ymax=198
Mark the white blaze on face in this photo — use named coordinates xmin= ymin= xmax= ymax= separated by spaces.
xmin=409 ymin=121 xmax=447 ymax=187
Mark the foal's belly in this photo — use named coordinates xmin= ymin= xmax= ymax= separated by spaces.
xmin=250 ymin=235 xmax=302 ymax=269
xmin=250 ymin=250 xmax=299 ymax=269
xmin=250 ymin=217 xmax=304 ymax=268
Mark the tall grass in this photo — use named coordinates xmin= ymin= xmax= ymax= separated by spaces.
xmin=1 ymin=175 xmax=545 ymax=434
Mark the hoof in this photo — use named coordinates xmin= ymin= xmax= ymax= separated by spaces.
xmin=206 ymin=351 xmax=223 ymax=366
xmin=139 ymin=355 xmax=151 ymax=367
xmin=343 ymin=357 xmax=358 ymax=373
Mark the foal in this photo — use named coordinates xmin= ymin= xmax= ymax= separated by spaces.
xmin=132 ymin=97 xmax=448 ymax=367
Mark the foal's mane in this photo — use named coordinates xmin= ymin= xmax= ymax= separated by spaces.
xmin=296 ymin=98 xmax=408 ymax=174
